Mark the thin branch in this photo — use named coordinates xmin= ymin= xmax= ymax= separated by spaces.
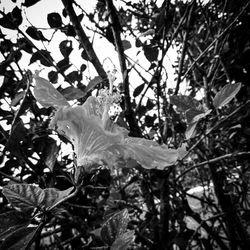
xmin=105 ymin=0 xmax=142 ymax=137
xmin=61 ymin=0 xmax=108 ymax=83
xmin=177 ymin=151 xmax=250 ymax=181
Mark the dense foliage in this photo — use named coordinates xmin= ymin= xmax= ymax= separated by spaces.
xmin=0 ymin=0 xmax=250 ymax=249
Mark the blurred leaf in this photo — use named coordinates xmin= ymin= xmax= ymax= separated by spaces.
xmin=170 ymin=95 xmax=201 ymax=112
xmin=47 ymin=12 xmax=62 ymax=28
xmin=61 ymin=86 xmax=85 ymax=100
xmin=80 ymin=64 xmax=87 ymax=72
xmin=66 ymin=70 xmax=82 ymax=83
xmin=48 ymin=70 xmax=58 ymax=83
xmin=23 ymin=0 xmax=41 ymax=7
xmin=0 ymin=211 xmax=30 ymax=239
xmin=0 ymin=7 xmax=22 ymax=30
xmin=26 ymin=26 xmax=47 ymax=41
xmin=101 ymin=209 xmax=129 ymax=246
xmin=57 ymin=58 xmax=71 ymax=73
xmin=122 ymin=40 xmax=132 ymax=51
xmin=33 ymin=75 xmax=69 ymax=108
xmin=185 ymin=121 xmax=198 ymax=139
xmin=185 ymin=108 xmax=204 ymax=124
xmin=143 ymin=44 xmax=158 ymax=62
xmin=11 ymin=91 xmax=25 ymax=107
xmin=30 ymin=50 xmax=53 ymax=67
xmin=133 ymin=83 xmax=144 ymax=97
xmin=85 ymin=76 xmax=103 ymax=93
xmin=135 ymin=38 xmax=142 ymax=47
xmin=61 ymin=24 xmax=76 ymax=37
xmin=45 ymin=140 xmax=59 ymax=171
xmin=59 ymin=40 xmax=73 ymax=58
xmin=140 ymin=29 xmax=155 ymax=37
xmin=81 ymin=50 xmax=89 ymax=61
xmin=0 ymin=226 xmax=38 ymax=250
xmin=213 ymin=82 xmax=241 ymax=108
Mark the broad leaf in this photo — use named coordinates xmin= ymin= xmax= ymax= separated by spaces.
xmin=122 ymin=40 xmax=132 ymax=51
xmin=213 ymin=82 xmax=241 ymax=109
xmin=0 ymin=226 xmax=38 ymax=250
xmin=143 ymin=44 xmax=158 ymax=62
xmin=185 ymin=121 xmax=198 ymax=140
xmin=26 ymin=26 xmax=47 ymax=41
xmin=2 ymin=184 xmax=74 ymax=211
xmin=0 ymin=211 xmax=30 ymax=239
xmin=61 ymin=86 xmax=85 ymax=100
xmin=33 ymin=75 xmax=69 ymax=108
xmin=101 ymin=209 xmax=129 ymax=246
xmin=2 ymin=184 xmax=45 ymax=212
xmin=170 ymin=95 xmax=201 ymax=112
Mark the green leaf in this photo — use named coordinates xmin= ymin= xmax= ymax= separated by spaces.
xmin=0 ymin=211 xmax=30 ymax=239
xmin=0 ymin=7 xmax=22 ymax=30
xmin=133 ymin=83 xmax=145 ymax=97
xmin=2 ymin=184 xmax=45 ymax=212
xmin=23 ymin=0 xmax=41 ymax=7
xmin=185 ymin=108 xmax=204 ymax=124
xmin=47 ymin=12 xmax=62 ymax=28
xmin=170 ymin=95 xmax=201 ymax=112
xmin=111 ymin=230 xmax=135 ymax=250
xmin=101 ymin=209 xmax=129 ymax=246
xmin=122 ymin=40 xmax=132 ymax=51
xmin=48 ymin=70 xmax=58 ymax=83
xmin=61 ymin=86 xmax=85 ymax=100
xmin=2 ymin=184 xmax=74 ymax=211
xmin=59 ymin=40 xmax=73 ymax=58
xmin=185 ymin=121 xmax=198 ymax=140
xmin=33 ymin=75 xmax=69 ymax=108
xmin=213 ymin=82 xmax=241 ymax=108
xmin=26 ymin=26 xmax=47 ymax=41
xmin=0 ymin=225 xmax=38 ymax=250
xmin=85 ymin=76 xmax=103 ymax=93
xmin=143 ymin=44 xmax=158 ymax=62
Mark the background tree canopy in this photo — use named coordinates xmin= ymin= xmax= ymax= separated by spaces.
xmin=0 ymin=0 xmax=250 ymax=249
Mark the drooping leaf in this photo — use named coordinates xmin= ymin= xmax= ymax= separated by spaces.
xmin=170 ymin=95 xmax=201 ymax=112
xmin=133 ymin=83 xmax=145 ymax=97
xmin=61 ymin=86 xmax=85 ymax=100
xmin=33 ymin=75 xmax=69 ymax=108
xmin=2 ymin=184 xmax=45 ymax=212
xmin=213 ymin=82 xmax=241 ymax=109
xmin=0 ymin=211 xmax=30 ymax=239
xmin=0 ymin=225 xmax=38 ymax=250
xmin=45 ymin=140 xmax=59 ymax=171
xmin=101 ymin=209 xmax=129 ymax=246
xmin=23 ymin=0 xmax=41 ymax=7
xmin=122 ymin=40 xmax=132 ymax=51
xmin=26 ymin=26 xmax=47 ymax=41
xmin=84 ymin=76 xmax=103 ymax=93
xmin=143 ymin=44 xmax=158 ymax=62
xmin=47 ymin=12 xmax=62 ymax=28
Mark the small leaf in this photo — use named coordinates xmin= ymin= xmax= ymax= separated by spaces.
xmin=66 ymin=70 xmax=82 ymax=83
xmin=80 ymin=64 xmax=87 ymax=72
xmin=59 ymin=40 xmax=73 ymax=58
xmin=143 ymin=44 xmax=158 ymax=62
xmin=33 ymin=75 xmax=69 ymax=108
xmin=47 ymin=12 xmax=62 ymax=28
xmin=0 ymin=225 xmax=38 ymax=250
xmin=122 ymin=40 xmax=131 ymax=51
xmin=30 ymin=50 xmax=53 ymax=67
xmin=185 ymin=108 xmax=204 ymax=124
xmin=61 ymin=86 xmax=85 ymax=100
xmin=213 ymin=82 xmax=241 ymax=109
xmin=11 ymin=91 xmax=25 ymax=107
xmin=101 ymin=209 xmax=129 ymax=246
xmin=140 ymin=29 xmax=155 ymax=37
xmin=170 ymin=95 xmax=201 ymax=112
xmin=57 ymin=57 xmax=71 ymax=73
xmin=45 ymin=141 xmax=59 ymax=171
xmin=0 ymin=7 xmax=22 ymax=30
xmin=2 ymin=184 xmax=45 ymax=212
xmin=48 ymin=70 xmax=58 ymax=83
xmin=133 ymin=83 xmax=145 ymax=97
xmin=85 ymin=76 xmax=103 ymax=93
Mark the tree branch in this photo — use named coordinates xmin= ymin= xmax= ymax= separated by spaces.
xmin=61 ymin=0 xmax=108 ymax=82
xmin=105 ymin=0 xmax=141 ymax=137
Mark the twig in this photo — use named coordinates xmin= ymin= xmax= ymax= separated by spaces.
xmin=177 ymin=151 xmax=250 ymax=181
